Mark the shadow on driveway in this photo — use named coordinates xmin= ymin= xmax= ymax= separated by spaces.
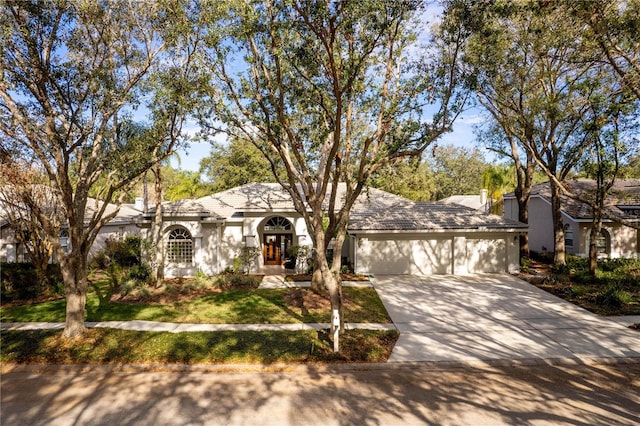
xmin=371 ymin=274 xmax=640 ymax=363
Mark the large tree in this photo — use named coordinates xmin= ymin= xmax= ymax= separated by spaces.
xmin=369 ymin=157 xmax=435 ymax=201
xmin=197 ymin=0 xmax=467 ymax=348
xmin=199 ymin=137 xmax=278 ymax=192
xmin=0 ymin=1 xmax=185 ymax=337
xmin=456 ymin=1 xmax=623 ymax=264
xmin=475 ymin=120 xmax=538 ymax=257
xmin=427 ymin=144 xmax=487 ymax=200
xmin=0 ymin=162 xmax=62 ymax=287
xmin=571 ymin=0 xmax=640 ymax=102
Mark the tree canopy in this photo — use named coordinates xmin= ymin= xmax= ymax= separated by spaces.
xmin=0 ymin=0 xmax=191 ymax=337
xmin=195 ymin=0 xmax=468 ymax=349
xmin=450 ymin=0 xmax=638 ymax=263
xmin=199 ymin=138 xmax=278 ymax=192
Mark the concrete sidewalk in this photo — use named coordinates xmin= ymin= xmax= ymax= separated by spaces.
xmin=0 ymin=320 xmax=395 ymax=332
xmin=372 ymin=274 xmax=640 ymax=364
xmin=258 ymin=274 xmax=373 ymax=289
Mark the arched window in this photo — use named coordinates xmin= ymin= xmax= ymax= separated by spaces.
xmin=264 ymin=216 xmax=292 ymax=231
xmin=563 ymin=224 xmax=573 ymax=248
xmin=166 ymin=227 xmax=193 ymax=265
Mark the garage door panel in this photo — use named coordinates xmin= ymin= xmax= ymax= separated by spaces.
xmin=466 ymin=238 xmax=506 ymax=273
xmin=357 ymin=237 xmax=452 ymax=275
xmin=359 ymin=239 xmax=412 ymax=274
xmin=412 ymin=239 xmax=451 ymax=274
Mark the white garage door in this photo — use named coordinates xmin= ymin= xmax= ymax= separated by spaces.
xmin=466 ymin=238 xmax=506 ymax=273
xmin=357 ymin=236 xmax=452 ymax=275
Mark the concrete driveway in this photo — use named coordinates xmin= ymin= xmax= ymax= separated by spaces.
xmin=372 ymin=274 xmax=640 ymax=364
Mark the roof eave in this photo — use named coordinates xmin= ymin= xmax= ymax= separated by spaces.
xmin=348 ymin=227 xmax=528 ymax=234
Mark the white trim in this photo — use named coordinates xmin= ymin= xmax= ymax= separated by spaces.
xmin=348 ymin=228 xmax=527 ymax=235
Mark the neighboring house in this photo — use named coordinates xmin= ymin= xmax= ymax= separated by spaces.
xmin=503 ymin=179 xmax=640 ymax=258
xmin=439 ymin=189 xmax=490 ymax=213
xmin=0 ymin=197 xmax=143 ymax=263
xmin=2 ymin=183 xmax=527 ymax=276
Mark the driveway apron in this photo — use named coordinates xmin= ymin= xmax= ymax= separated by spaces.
xmin=372 ymin=274 xmax=640 ymax=363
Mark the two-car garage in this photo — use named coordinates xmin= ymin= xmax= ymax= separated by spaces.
xmin=352 ymin=232 xmax=519 ymax=275
xmin=348 ymin=203 xmax=526 ymax=276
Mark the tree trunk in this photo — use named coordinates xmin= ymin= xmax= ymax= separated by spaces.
xmin=61 ymin=252 xmax=89 ymax=339
xmin=318 ymin=249 xmax=343 ymax=334
xmin=513 ymin=156 xmax=535 ymax=259
xmin=588 ymin=225 xmax=599 ymax=276
xmin=550 ymin=180 xmax=566 ymax=265
xmin=312 ymin=227 xmax=344 ymax=351
xmin=310 ymin=256 xmax=324 ymax=292
xmin=153 ymin=165 xmax=164 ymax=287
xmin=515 ymin=188 xmax=531 ymax=259
xmin=588 ymin=204 xmax=605 ymax=277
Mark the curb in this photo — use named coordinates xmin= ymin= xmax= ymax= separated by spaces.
xmin=2 ymin=356 xmax=639 ymax=375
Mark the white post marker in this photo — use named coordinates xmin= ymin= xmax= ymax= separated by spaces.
xmin=332 ymin=309 xmax=340 ymax=352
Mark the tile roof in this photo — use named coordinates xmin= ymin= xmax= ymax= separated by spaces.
xmin=526 ymin=179 xmax=640 ymax=220
xmin=151 ymin=182 xmax=526 ymax=232
xmin=349 ymin=202 xmax=526 ymax=231
xmin=196 ymin=183 xmax=296 ymax=218
xmin=157 ymin=182 xmax=414 ymax=219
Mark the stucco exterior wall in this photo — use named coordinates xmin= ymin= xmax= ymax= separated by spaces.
xmin=578 ymin=223 xmax=639 ymax=259
xmin=506 ymin=193 xmax=639 ymax=259
xmin=562 ymin=218 xmax=580 ymax=256
xmin=612 ymin=224 xmax=639 ymax=258
xmin=526 ymin=197 xmax=555 ymax=254
xmin=90 ymin=223 xmax=141 ymax=260
xmin=503 ymin=198 xmax=518 ymax=222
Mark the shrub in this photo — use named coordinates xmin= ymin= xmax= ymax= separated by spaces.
xmin=125 ymin=264 xmax=151 ymax=282
xmin=235 ymin=247 xmax=261 ymax=274
xmin=0 ymin=263 xmax=63 ymax=302
xmin=551 ymin=256 xmax=587 ymax=275
xmin=90 ymin=235 xmax=142 ymax=270
xmin=520 ymin=257 xmax=532 ymax=273
xmin=596 ymin=283 xmax=632 ymax=307
xmin=598 ymin=258 xmax=639 ymax=272
xmin=216 ymin=272 xmax=261 ymax=289
xmin=341 ymin=264 xmax=353 ymax=274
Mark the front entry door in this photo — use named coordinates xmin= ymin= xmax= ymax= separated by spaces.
xmin=263 ymin=234 xmax=291 ymax=265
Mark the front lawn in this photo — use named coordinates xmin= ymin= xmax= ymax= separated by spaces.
xmin=0 ymin=285 xmax=391 ymax=324
xmin=0 ymin=328 xmax=399 ymax=365
xmin=520 ymin=256 xmax=640 ymax=316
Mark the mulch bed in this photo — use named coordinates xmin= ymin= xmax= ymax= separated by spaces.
xmin=285 ymin=273 xmax=369 ymax=282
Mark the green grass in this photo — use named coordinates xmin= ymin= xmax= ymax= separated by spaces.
xmin=0 ymin=329 xmax=399 ymax=364
xmin=1 ymin=287 xmax=391 ymax=324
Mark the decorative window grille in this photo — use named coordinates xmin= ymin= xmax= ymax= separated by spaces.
xmin=166 ymin=227 xmax=193 ymax=265
xmin=264 ymin=216 xmax=292 ymax=231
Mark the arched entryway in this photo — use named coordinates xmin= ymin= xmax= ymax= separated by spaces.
xmin=261 ymin=216 xmax=294 ymax=266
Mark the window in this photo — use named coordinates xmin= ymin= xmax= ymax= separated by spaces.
xmin=59 ymin=230 xmax=69 ymax=253
xmin=596 ymin=229 xmax=610 ymax=255
xmin=166 ymin=227 xmax=193 ymax=265
xmin=564 ymin=224 xmax=573 ymax=248
xmin=264 ymin=216 xmax=292 ymax=231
